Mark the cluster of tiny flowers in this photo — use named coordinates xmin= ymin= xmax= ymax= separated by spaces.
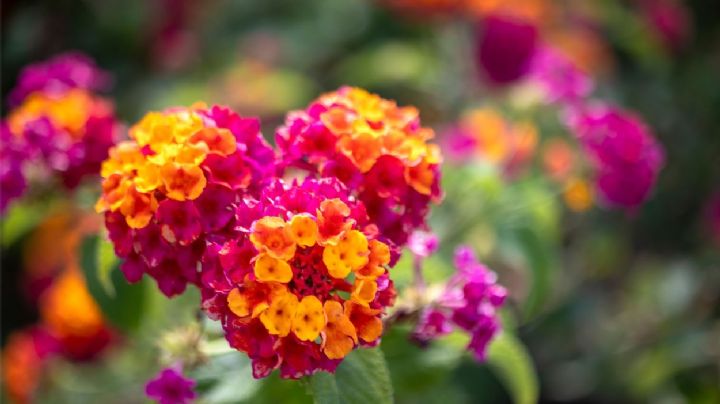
xmin=98 ymin=88 xmax=440 ymax=378
xmin=276 ymin=86 xmax=442 ymax=249
xmin=412 ymin=246 xmax=506 ymax=361
xmin=201 ymin=178 xmax=396 ymax=378
xmin=96 ymin=105 xmax=274 ymax=296
xmin=1 ymin=53 xmax=119 ymax=213
xmin=565 ymin=104 xmax=665 ymax=209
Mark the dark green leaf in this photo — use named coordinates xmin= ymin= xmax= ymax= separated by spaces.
xmin=80 ymin=234 xmax=147 ymax=332
xmin=515 ymin=227 xmax=557 ymax=320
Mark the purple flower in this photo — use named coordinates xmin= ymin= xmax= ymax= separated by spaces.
xmin=476 ymin=14 xmax=539 ymax=85
xmin=527 ymin=46 xmax=594 ymax=105
xmin=145 ymin=366 xmax=196 ymax=404
xmin=412 ymin=245 xmax=507 ymax=361
xmin=566 ymin=104 xmax=664 ymax=209
xmin=8 ymin=52 xmax=110 ymax=106
xmin=411 ymin=309 xmax=452 ymax=345
xmin=408 ymin=231 xmax=439 ymax=258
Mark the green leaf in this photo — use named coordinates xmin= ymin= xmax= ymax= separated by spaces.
xmin=80 ymin=234 xmax=147 ymax=332
xmin=487 ymin=332 xmax=539 ymax=404
xmin=194 ymin=353 xmax=260 ymax=404
xmin=308 ymin=347 xmax=393 ymax=404
xmin=1 ymin=201 xmax=51 ymax=247
xmin=97 ymin=233 xmax=119 ymax=296
xmin=515 ymin=227 xmax=557 ymax=320
xmin=309 ymin=372 xmax=340 ymax=404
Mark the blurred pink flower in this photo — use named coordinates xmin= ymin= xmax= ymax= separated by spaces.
xmin=528 ymin=46 xmax=594 ymax=105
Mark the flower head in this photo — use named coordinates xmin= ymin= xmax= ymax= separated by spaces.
xmin=1 ymin=53 xmax=119 ymax=213
xmin=39 ymin=268 xmax=113 ymax=361
xmin=276 ymin=86 xmax=442 ymax=249
xmin=145 ymin=366 xmax=197 ymax=404
xmin=201 ymin=178 xmax=396 ymax=379
xmin=475 ymin=14 xmax=539 ymax=85
xmin=565 ymin=104 xmax=664 ymax=209
xmin=413 ymin=246 xmax=506 ymax=361
xmin=2 ymin=88 xmax=118 ymax=204
xmin=8 ymin=52 xmax=110 ymax=107
xmin=97 ymin=104 xmax=274 ymax=296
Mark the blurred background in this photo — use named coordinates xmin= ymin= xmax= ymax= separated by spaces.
xmin=2 ymin=0 xmax=720 ymax=403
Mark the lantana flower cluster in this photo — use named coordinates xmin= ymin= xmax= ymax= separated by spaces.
xmin=201 ymin=178 xmax=396 ymax=378
xmin=98 ymin=87 xmax=435 ymax=378
xmin=412 ymin=246 xmax=507 ymax=361
xmin=97 ymin=105 xmax=274 ymax=296
xmin=276 ymin=86 xmax=442 ymax=249
xmin=566 ymin=105 xmax=665 ymax=209
xmin=1 ymin=53 xmax=119 ymax=213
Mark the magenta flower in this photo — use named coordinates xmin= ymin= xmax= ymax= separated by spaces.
xmin=275 ymin=86 xmax=442 ymax=252
xmin=566 ymin=104 xmax=665 ymax=209
xmin=8 ymin=52 xmax=110 ymax=107
xmin=0 ymin=123 xmax=28 ymax=213
xmin=145 ymin=366 xmax=197 ymax=404
xmin=528 ymin=46 xmax=594 ymax=106
xmin=2 ymin=53 xmax=120 ymax=214
xmin=412 ymin=246 xmax=507 ymax=361
xmin=476 ymin=14 xmax=539 ymax=86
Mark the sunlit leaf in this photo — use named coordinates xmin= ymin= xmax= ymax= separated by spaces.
xmin=0 ymin=201 xmax=51 ymax=247
xmin=487 ymin=332 xmax=539 ymax=404
xmin=309 ymin=347 xmax=393 ymax=404
xmin=309 ymin=372 xmax=340 ymax=404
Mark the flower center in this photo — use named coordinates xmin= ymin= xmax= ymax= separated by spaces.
xmin=288 ymin=247 xmax=333 ymax=300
